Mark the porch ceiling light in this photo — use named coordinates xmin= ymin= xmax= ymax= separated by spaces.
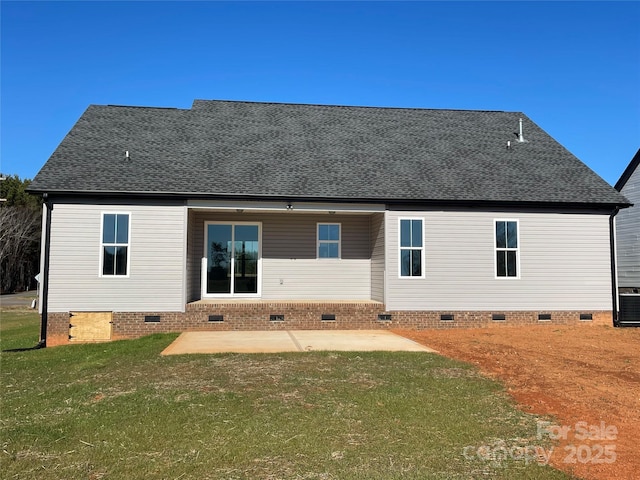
xmin=286 ymin=203 xmax=293 ymax=210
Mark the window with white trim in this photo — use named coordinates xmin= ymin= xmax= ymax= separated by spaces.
xmin=101 ymin=213 xmax=130 ymax=276
xmin=495 ymin=220 xmax=519 ymax=278
xmin=317 ymin=223 xmax=341 ymax=258
xmin=399 ymin=218 xmax=424 ymax=277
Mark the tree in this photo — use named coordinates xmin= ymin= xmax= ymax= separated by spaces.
xmin=0 ymin=175 xmax=42 ymax=293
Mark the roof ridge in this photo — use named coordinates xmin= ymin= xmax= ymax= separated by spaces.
xmin=104 ymin=104 xmax=179 ymax=110
xmin=190 ymin=98 xmax=512 ymax=114
xmin=614 ymin=148 xmax=640 ymax=191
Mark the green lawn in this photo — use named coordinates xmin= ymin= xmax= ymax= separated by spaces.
xmin=0 ymin=310 xmax=574 ymax=479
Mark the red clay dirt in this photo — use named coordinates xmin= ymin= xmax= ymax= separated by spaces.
xmin=394 ymin=325 xmax=640 ymax=480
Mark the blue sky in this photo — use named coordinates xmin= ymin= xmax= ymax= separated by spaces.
xmin=2 ymin=1 xmax=639 ymax=186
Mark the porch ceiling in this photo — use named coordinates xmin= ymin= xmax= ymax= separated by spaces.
xmin=187 ymin=199 xmax=385 ymax=214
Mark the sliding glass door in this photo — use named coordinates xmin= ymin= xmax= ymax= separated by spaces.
xmin=205 ymin=223 xmax=260 ymax=296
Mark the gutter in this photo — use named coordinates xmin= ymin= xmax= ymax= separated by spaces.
xmin=38 ymin=194 xmax=53 ymax=347
xmin=610 ymin=207 xmax=620 ymax=327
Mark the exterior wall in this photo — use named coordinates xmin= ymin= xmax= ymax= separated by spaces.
xmin=45 ymin=202 xmax=186 ymax=312
xmin=385 ymin=210 xmax=614 ymax=311
xmin=616 ymin=165 xmax=640 ymax=289
xmin=370 ymin=213 xmax=385 ymax=302
xmin=41 ymin=202 xmax=618 ymax=345
xmin=188 ymin=211 xmax=373 ymax=300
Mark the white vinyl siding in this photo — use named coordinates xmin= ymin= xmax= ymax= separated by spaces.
xmin=46 ymin=203 xmax=186 ymax=312
xmin=189 ymin=211 xmax=372 ymax=300
xmin=370 ymin=213 xmax=385 ymax=302
xmin=616 ymin=165 xmax=640 ymax=288
xmin=264 ymin=213 xmax=372 ymax=299
xmin=262 ymin=259 xmax=370 ymax=299
xmin=385 ymin=210 xmax=613 ymax=311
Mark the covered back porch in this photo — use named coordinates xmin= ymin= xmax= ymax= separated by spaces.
xmin=185 ymin=200 xmax=386 ymax=306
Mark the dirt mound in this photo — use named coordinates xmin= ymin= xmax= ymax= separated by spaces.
xmin=395 ymin=325 xmax=640 ymax=480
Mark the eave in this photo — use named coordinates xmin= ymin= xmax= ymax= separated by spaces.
xmin=25 ymin=187 xmax=631 ymax=215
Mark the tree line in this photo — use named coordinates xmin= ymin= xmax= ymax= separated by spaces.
xmin=1 ymin=175 xmax=42 ymax=293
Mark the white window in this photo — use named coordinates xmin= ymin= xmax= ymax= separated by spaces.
xmin=495 ymin=220 xmax=519 ymax=278
xmin=101 ymin=213 xmax=130 ymax=276
xmin=317 ymin=223 xmax=341 ymax=258
xmin=399 ymin=218 xmax=424 ymax=278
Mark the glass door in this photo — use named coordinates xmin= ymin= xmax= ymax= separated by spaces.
xmin=233 ymin=225 xmax=259 ymax=294
xmin=205 ymin=223 xmax=260 ymax=296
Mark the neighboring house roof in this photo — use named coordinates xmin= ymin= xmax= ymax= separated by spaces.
xmin=29 ymin=99 xmax=630 ymax=208
xmin=614 ymin=148 xmax=640 ymax=192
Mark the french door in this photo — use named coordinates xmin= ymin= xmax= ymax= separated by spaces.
xmin=204 ymin=222 xmax=261 ymax=296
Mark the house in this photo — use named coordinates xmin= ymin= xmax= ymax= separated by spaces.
xmin=614 ymin=148 xmax=640 ymax=324
xmin=28 ymin=100 xmax=631 ymax=346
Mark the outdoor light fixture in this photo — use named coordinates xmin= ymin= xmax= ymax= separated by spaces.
xmin=286 ymin=203 xmax=293 ymax=210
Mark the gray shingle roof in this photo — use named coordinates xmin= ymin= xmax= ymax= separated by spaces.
xmin=29 ymin=99 xmax=629 ymax=207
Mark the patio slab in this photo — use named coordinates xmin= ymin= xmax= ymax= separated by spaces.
xmin=161 ymin=330 xmax=436 ymax=355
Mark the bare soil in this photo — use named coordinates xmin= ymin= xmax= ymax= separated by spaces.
xmin=394 ymin=325 xmax=640 ymax=480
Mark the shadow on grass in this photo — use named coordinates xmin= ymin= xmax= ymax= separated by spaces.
xmin=2 ymin=341 xmax=45 ymax=353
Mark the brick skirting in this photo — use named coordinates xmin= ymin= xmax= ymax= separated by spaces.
xmin=43 ymin=304 xmax=612 ymax=346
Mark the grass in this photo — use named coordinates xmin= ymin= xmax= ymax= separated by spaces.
xmin=0 ymin=310 xmax=574 ymax=479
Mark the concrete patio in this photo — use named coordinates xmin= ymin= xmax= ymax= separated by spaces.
xmin=161 ymin=330 xmax=436 ymax=355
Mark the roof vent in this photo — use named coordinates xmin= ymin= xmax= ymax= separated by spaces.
xmin=516 ymin=118 xmax=528 ymax=143
xmin=507 ymin=119 xmax=528 ymax=149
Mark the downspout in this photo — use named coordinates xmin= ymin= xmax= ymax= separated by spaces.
xmin=609 ymin=208 xmax=620 ymax=327
xmin=38 ymin=194 xmax=53 ymax=347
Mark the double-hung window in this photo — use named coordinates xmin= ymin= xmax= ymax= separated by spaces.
xmin=495 ymin=220 xmax=519 ymax=278
xmin=101 ymin=213 xmax=130 ymax=276
xmin=399 ymin=218 xmax=424 ymax=277
xmin=317 ymin=223 xmax=340 ymax=258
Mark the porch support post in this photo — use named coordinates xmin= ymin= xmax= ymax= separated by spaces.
xmin=201 ymin=257 xmax=207 ymax=299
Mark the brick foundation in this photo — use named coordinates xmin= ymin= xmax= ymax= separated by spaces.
xmin=42 ymin=303 xmax=613 ymax=346
xmin=45 ymin=312 xmax=73 ymax=347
